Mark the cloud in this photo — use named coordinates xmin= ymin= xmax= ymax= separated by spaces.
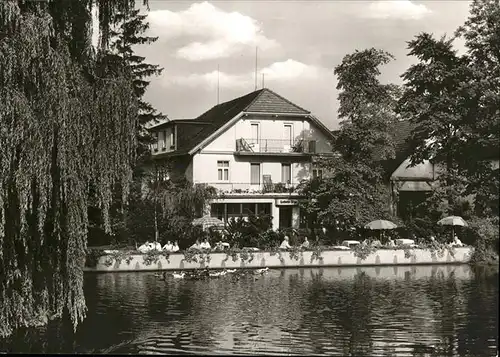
xmin=174 ymin=71 xmax=249 ymax=89
xmin=364 ymin=0 xmax=432 ymax=20
xmin=261 ymin=59 xmax=321 ymax=81
xmin=164 ymin=59 xmax=325 ymax=89
xmin=147 ymin=2 xmax=278 ymax=61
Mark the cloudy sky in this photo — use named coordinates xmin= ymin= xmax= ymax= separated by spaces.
xmin=129 ymin=0 xmax=472 ymax=129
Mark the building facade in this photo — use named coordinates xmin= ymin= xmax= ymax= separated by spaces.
xmin=148 ymin=88 xmax=335 ymax=230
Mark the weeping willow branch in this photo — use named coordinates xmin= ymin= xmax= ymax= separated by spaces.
xmin=0 ymin=1 xmax=138 ymax=338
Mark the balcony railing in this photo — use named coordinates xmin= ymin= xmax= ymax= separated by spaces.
xmin=235 ymin=138 xmax=316 ymax=154
xmin=205 ymin=182 xmax=298 ymax=194
xmin=151 ymin=143 xmax=175 ymax=154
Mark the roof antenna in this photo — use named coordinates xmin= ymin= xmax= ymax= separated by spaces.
xmin=254 ymin=46 xmax=258 ymax=91
xmin=217 ymin=64 xmax=220 ymax=105
xmin=262 ymin=73 xmax=265 ymax=89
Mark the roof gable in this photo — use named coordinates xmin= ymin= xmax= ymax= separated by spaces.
xmin=244 ymin=89 xmax=310 ymax=114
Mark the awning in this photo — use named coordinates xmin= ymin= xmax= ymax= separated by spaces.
xmin=398 ymin=181 xmax=433 ymax=192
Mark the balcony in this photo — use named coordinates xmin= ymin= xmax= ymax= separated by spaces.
xmin=235 ymin=138 xmax=316 ymax=156
xmin=206 ymin=182 xmax=299 ymax=195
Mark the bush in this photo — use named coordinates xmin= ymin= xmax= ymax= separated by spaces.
xmin=469 ymin=216 xmax=499 ymax=264
xmin=223 ymin=214 xmax=273 ymax=248
xmin=258 ymin=229 xmax=283 ymax=249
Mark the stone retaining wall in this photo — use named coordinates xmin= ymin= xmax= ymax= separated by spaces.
xmin=84 ymin=247 xmax=473 ymax=273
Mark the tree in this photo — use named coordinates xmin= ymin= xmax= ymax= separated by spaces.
xmin=109 ymin=8 xmax=164 ymax=162
xmin=87 ymin=7 xmax=165 ymax=246
xmin=398 ymin=0 xmax=499 ymax=217
xmin=299 ymin=49 xmax=400 ymax=232
xmin=299 ymin=159 xmax=394 ymax=233
xmin=149 ymin=179 xmax=216 ymax=248
xmin=334 ymin=48 xmax=401 ymax=164
xmin=0 ymin=0 xmax=141 ymax=337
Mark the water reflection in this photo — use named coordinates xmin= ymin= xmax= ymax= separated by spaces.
xmin=1 ymin=265 xmax=498 ymax=356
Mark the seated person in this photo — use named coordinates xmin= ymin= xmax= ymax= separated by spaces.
xmin=152 ymin=241 xmax=162 ymax=251
xmin=214 ymin=241 xmax=223 ymax=251
xmin=137 ymin=241 xmax=152 ymax=253
xmin=162 ymin=241 xmax=173 ymax=252
xmin=200 ymin=238 xmax=211 ymax=250
xmin=214 ymin=241 xmax=230 ymax=251
xmin=301 ymin=237 xmax=310 ymax=249
xmin=172 ymin=241 xmax=180 ymax=252
xmin=386 ymin=238 xmax=396 ymax=247
xmin=452 ymin=234 xmax=464 ymax=247
xmin=371 ymin=239 xmax=382 ymax=247
xmin=279 ymin=236 xmax=292 ymax=250
xmin=190 ymin=239 xmax=202 ymax=250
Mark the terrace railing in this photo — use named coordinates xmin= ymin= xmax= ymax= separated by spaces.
xmin=235 ymin=138 xmax=317 ymax=154
xmin=206 ymin=182 xmax=298 ymax=194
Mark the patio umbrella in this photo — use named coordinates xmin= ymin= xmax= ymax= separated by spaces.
xmin=437 ymin=216 xmax=468 ymax=241
xmin=192 ymin=216 xmax=224 ymax=230
xmin=364 ymin=220 xmax=398 ymax=243
xmin=364 ymin=220 xmax=398 ymax=230
xmin=437 ymin=216 xmax=468 ymax=227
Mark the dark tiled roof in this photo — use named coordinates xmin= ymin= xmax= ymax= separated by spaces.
xmin=245 ymin=89 xmax=310 ymax=114
xmin=329 ymin=121 xmax=416 ymax=176
xmin=150 ymin=88 xmax=311 ymax=155
xmin=392 ymin=120 xmax=416 ymax=158
xmin=382 ymin=120 xmax=416 ymax=176
xmin=332 ymin=121 xmax=414 ymax=157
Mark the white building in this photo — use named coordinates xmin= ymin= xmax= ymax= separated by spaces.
xmin=148 ymin=88 xmax=335 ymax=230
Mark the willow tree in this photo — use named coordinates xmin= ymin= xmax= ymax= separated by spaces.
xmin=0 ymin=0 xmax=144 ymax=337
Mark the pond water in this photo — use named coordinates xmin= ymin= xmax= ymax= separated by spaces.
xmin=1 ymin=265 xmax=498 ymax=356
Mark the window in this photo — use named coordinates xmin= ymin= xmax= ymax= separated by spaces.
xmin=155 ymin=165 xmax=169 ymax=181
xmin=152 ymin=132 xmax=158 ymax=151
xmin=170 ymin=129 xmax=175 ymax=149
xmin=257 ymin=203 xmax=271 ymax=215
xmin=250 ymin=123 xmax=259 ymax=144
xmin=217 ymin=161 xmax=229 ymax=181
xmin=242 ymin=203 xmax=256 ymax=215
xmin=299 ymin=207 xmax=309 ymax=228
xmin=281 ymin=163 xmax=291 ymax=184
xmin=227 ymin=203 xmax=241 ymax=218
xmin=210 ymin=203 xmax=225 ymax=221
xmin=309 ymin=140 xmax=316 ymax=154
xmin=283 ymin=124 xmax=292 ymax=145
xmin=250 ymin=163 xmax=260 ymax=185
xmin=312 ymin=167 xmax=323 ymax=179
xmin=158 ymin=131 xmax=165 ymax=150
xmin=163 ymin=131 xmax=167 ymax=149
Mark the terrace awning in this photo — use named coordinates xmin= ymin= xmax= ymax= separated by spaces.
xmin=398 ymin=181 xmax=433 ymax=192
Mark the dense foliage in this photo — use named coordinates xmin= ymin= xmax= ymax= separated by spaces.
xmin=299 ymin=49 xmax=400 ymax=232
xmin=222 ymin=214 xmax=275 ymax=248
xmin=299 ymin=1 xmax=498 ymax=259
xmin=398 ymin=0 xmax=499 ymax=218
xmin=394 ymin=0 xmax=499 ymax=259
xmin=0 ymin=0 xmax=141 ymax=337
